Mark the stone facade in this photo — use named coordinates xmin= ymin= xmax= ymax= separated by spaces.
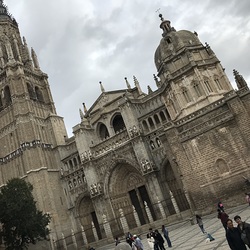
xmin=0 ymin=3 xmax=250 ymax=249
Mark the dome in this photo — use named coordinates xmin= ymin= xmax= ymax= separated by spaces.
xmin=154 ymin=29 xmax=202 ymax=71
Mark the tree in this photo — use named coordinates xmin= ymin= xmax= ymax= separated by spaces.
xmin=0 ymin=178 xmax=50 ymax=250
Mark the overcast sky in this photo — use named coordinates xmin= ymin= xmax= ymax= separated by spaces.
xmin=5 ymin=0 xmax=250 ymax=135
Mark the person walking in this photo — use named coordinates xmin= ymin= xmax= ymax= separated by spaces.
xmin=217 ymin=209 xmax=229 ymax=231
xmin=195 ymin=215 xmax=205 ymax=234
xmin=154 ymin=229 xmax=166 ymax=250
xmin=226 ymin=218 xmax=247 ymax=250
xmin=133 ymin=235 xmax=144 ymax=250
xmin=161 ymin=225 xmax=172 ymax=248
xmin=234 ymin=215 xmax=250 ymax=248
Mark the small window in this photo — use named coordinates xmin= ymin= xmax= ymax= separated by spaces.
xmin=215 ymin=79 xmax=223 ymax=90
xmin=204 ymin=80 xmax=213 ymax=92
xmin=142 ymin=120 xmax=149 ymax=132
xmin=159 ymin=111 xmax=166 ymax=121
xmin=182 ymin=88 xmax=192 ymax=103
xmin=148 ymin=117 xmax=155 ymax=129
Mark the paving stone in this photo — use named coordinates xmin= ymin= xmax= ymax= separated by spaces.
xmin=94 ymin=204 xmax=250 ymax=250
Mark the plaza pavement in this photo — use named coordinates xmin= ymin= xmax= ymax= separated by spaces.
xmin=95 ymin=204 xmax=250 ymax=250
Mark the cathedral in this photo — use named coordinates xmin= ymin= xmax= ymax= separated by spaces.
xmin=0 ymin=1 xmax=250 ymax=249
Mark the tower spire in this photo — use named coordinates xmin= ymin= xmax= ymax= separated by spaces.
xmin=0 ymin=1 xmax=17 ymax=25
xmin=233 ymin=69 xmax=248 ymax=89
xmin=133 ymin=76 xmax=143 ymax=95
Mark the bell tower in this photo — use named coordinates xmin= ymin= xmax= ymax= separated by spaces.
xmin=0 ymin=0 xmax=71 ymax=239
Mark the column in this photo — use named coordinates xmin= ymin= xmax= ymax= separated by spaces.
xmin=81 ymin=225 xmax=88 ymax=246
xmin=144 ymin=201 xmax=153 ymax=223
xmin=92 ymin=221 xmax=99 ymax=241
xmin=132 ymin=206 xmax=141 ymax=227
xmin=119 ymin=208 xmax=129 ymax=233
xmin=102 ymin=214 xmax=113 ymax=238
xmin=170 ymin=191 xmax=180 ymax=215
xmin=71 ymin=229 xmax=78 ymax=249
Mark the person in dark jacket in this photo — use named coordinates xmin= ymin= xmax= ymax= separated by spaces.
xmin=154 ymin=229 xmax=165 ymax=250
xmin=161 ymin=225 xmax=172 ymax=247
xmin=234 ymin=215 xmax=250 ymax=248
xmin=217 ymin=209 xmax=229 ymax=231
xmin=226 ymin=218 xmax=247 ymax=250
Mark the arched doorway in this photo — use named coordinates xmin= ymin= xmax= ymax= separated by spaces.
xmin=78 ymin=196 xmax=102 ymax=243
xmin=108 ymin=162 xmax=156 ymax=235
xmin=163 ymin=161 xmax=190 ymax=212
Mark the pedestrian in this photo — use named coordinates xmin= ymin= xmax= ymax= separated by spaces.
xmin=133 ymin=235 xmax=144 ymax=250
xmin=146 ymin=228 xmax=155 ymax=250
xmin=114 ymin=236 xmax=120 ymax=246
xmin=217 ymin=200 xmax=224 ymax=212
xmin=125 ymin=232 xmax=133 ymax=247
xmin=161 ymin=225 xmax=172 ymax=247
xmin=147 ymin=228 xmax=159 ymax=250
xmin=154 ymin=229 xmax=166 ymax=250
xmin=234 ymin=215 xmax=250 ymax=248
xmin=226 ymin=218 xmax=247 ymax=250
xmin=245 ymin=193 xmax=250 ymax=206
xmin=217 ymin=209 xmax=229 ymax=231
xmin=195 ymin=215 xmax=205 ymax=234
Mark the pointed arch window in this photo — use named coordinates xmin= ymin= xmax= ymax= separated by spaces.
xmin=159 ymin=111 xmax=166 ymax=121
xmin=193 ymin=81 xmax=203 ymax=97
xmin=4 ymin=86 xmax=12 ymax=106
xmin=99 ymin=123 xmax=109 ymax=140
xmin=27 ymin=83 xmax=36 ymax=100
xmin=35 ymin=86 xmax=44 ymax=102
xmin=142 ymin=120 xmax=149 ymax=132
xmin=112 ymin=114 xmax=126 ymax=133
xmin=148 ymin=117 xmax=155 ymax=129
xmin=215 ymin=78 xmax=223 ymax=90
xmin=182 ymin=87 xmax=192 ymax=103
xmin=204 ymin=80 xmax=213 ymax=92
xmin=154 ymin=114 xmax=160 ymax=125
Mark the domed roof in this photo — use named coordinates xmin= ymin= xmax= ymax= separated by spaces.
xmin=154 ymin=24 xmax=202 ymax=71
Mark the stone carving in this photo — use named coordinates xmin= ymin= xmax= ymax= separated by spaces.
xmin=140 ymin=159 xmax=157 ymax=173
xmin=0 ymin=140 xmax=51 ymax=165
xmin=128 ymin=125 xmax=139 ymax=138
xmin=90 ymin=182 xmax=103 ymax=197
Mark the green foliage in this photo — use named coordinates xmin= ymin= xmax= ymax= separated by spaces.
xmin=0 ymin=178 xmax=50 ymax=250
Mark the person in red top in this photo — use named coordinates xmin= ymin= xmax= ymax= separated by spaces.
xmin=217 ymin=209 xmax=229 ymax=231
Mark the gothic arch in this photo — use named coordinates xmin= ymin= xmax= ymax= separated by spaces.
xmin=3 ymin=85 xmax=12 ymax=106
xmin=35 ymin=86 xmax=44 ymax=102
xmin=102 ymin=157 xmax=155 ymax=232
xmin=111 ymin=113 xmax=126 ymax=133
xmin=97 ymin=122 xmax=109 ymax=140
xmin=27 ymin=83 xmax=36 ymax=100
xmin=159 ymin=158 xmax=190 ymax=213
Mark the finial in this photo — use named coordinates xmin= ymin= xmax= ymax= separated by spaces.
xmin=31 ymin=47 xmax=40 ymax=69
xmin=99 ymin=81 xmax=105 ymax=92
xmin=23 ymin=36 xmax=27 ymax=46
xmin=133 ymin=76 xmax=143 ymax=95
xmin=79 ymin=108 xmax=84 ymax=121
xmin=82 ymin=103 xmax=88 ymax=114
xmin=159 ymin=14 xmax=164 ymax=22
xmin=124 ymin=77 xmax=131 ymax=89
xmin=233 ymin=69 xmax=248 ymax=89
xmin=147 ymin=85 xmax=153 ymax=94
